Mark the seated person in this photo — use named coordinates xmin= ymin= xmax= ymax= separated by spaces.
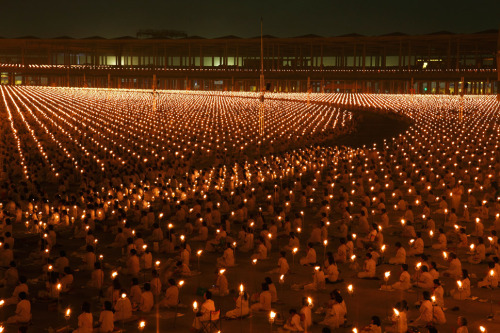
xmin=6 ymin=292 xmax=31 ymax=324
xmin=357 ymin=253 xmax=376 ymax=278
xmin=250 ymin=283 xmax=272 ymax=312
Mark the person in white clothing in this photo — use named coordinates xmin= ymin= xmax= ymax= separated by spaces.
xmin=73 ymin=301 xmax=93 ymax=333
xmin=324 ymin=256 xmax=339 ymax=283
xmin=209 ymin=269 xmax=229 ymax=296
xmin=389 ymin=242 xmax=406 ymax=265
xmin=319 ymin=291 xmax=346 ymax=329
xmin=282 ymin=308 xmax=304 ymax=331
xmin=357 ymin=253 xmax=376 ymax=278
xmin=304 ymin=266 xmax=326 ymax=291
xmin=6 ymin=292 xmax=31 ymax=324
xmin=139 ymin=283 xmax=154 ymax=313
xmin=300 ymin=243 xmax=317 ymax=266
xmin=251 ymin=237 xmax=268 ymax=260
xmin=385 ymin=302 xmax=407 ymax=333
xmin=225 ymin=291 xmax=249 ymax=319
xmin=456 ymin=316 xmax=469 ymax=333
xmin=217 ymin=243 xmax=235 ymax=267
xmin=407 ymin=232 xmax=424 ymax=256
xmin=193 ymin=291 xmax=216 ymax=330
xmin=250 ymin=283 xmax=272 ymax=312
xmin=299 ymin=297 xmax=312 ymax=330
xmin=443 ymin=253 xmax=462 ymax=278
xmin=381 ymin=264 xmax=411 ymax=291
xmin=477 ymin=262 xmax=499 ymax=288
xmin=414 ymin=266 xmax=434 ymax=290
xmin=97 ymin=301 xmax=115 ymax=333
xmin=114 ymin=290 xmax=132 ymax=321
xmin=432 ymin=279 xmax=445 ymax=308
xmin=431 ymin=228 xmax=447 ymax=250
xmin=450 ymin=269 xmax=471 ymax=300
xmin=413 ymin=291 xmax=433 ymax=327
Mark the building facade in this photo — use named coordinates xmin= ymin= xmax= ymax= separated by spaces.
xmin=0 ymin=30 xmax=499 ymax=94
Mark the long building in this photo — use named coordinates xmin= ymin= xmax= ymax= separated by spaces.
xmin=0 ymin=30 xmax=499 ymax=94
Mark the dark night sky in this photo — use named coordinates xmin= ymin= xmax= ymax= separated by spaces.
xmin=0 ymin=0 xmax=498 ymax=39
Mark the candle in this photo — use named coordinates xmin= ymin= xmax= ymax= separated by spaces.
xmin=269 ymin=310 xmax=276 ymax=322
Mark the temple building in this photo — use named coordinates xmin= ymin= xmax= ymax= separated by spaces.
xmin=0 ymin=30 xmax=499 ymax=94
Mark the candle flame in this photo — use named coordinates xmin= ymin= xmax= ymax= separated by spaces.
xmin=270 ymin=310 xmax=276 ymax=319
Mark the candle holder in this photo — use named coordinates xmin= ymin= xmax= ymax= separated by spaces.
xmin=269 ymin=310 xmax=276 ymax=332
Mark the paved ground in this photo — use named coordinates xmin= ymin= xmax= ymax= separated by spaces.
xmin=2 ymin=110 xmax=499 ymax=333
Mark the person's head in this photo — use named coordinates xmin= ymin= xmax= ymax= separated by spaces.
xmin=422 ymin=291 xmax=431 ymax=300
xmin=168 ymin=278 xmax=176 ymax=286
xmin=82 ymin=301 xmax=91 ymax=313
xmin=334 ymin=292 xmax=343 ymax=304
xmin=104 ymin=301 xmax=112 ymax=311
xmin=19 ymin=292 xmax=27 ymax=300
xmin=261 ymin=283 xmax=269 ymax=291
xmin=420 ymin=265 xmax=428 ymax=273
xmin=433 ymin=279 xmax=441 ymax=287
xmin=289 ymin=308 xmax=297 ymax=315
xmin=132 ymin=278 xmax=139 ymax=286
xmin=402 ymin=264 xmax=408 ymax=272
xmin=395 ymin=242 xmax=401 ymax=248
xmin=457 ymin=316 xmax=467 ymax=327
xmin=144 ymin=283 xmax=151 ymax=291
xmin=265 ymin=277 xmax=273 ymax=285
xmin=462 ymin=269 xmax=469 ymax=279
xmin=204 ymin=291 xmax=212 ymax=300
xmin=371 ymin=316 xmax=381 ymax=326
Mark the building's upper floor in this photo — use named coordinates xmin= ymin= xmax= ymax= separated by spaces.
xmin=0 ymin=30 xmax=498 ymax=73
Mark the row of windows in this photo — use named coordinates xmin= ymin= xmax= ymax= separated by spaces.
xmin=0 ymin=54 xmax=495 ymax=68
